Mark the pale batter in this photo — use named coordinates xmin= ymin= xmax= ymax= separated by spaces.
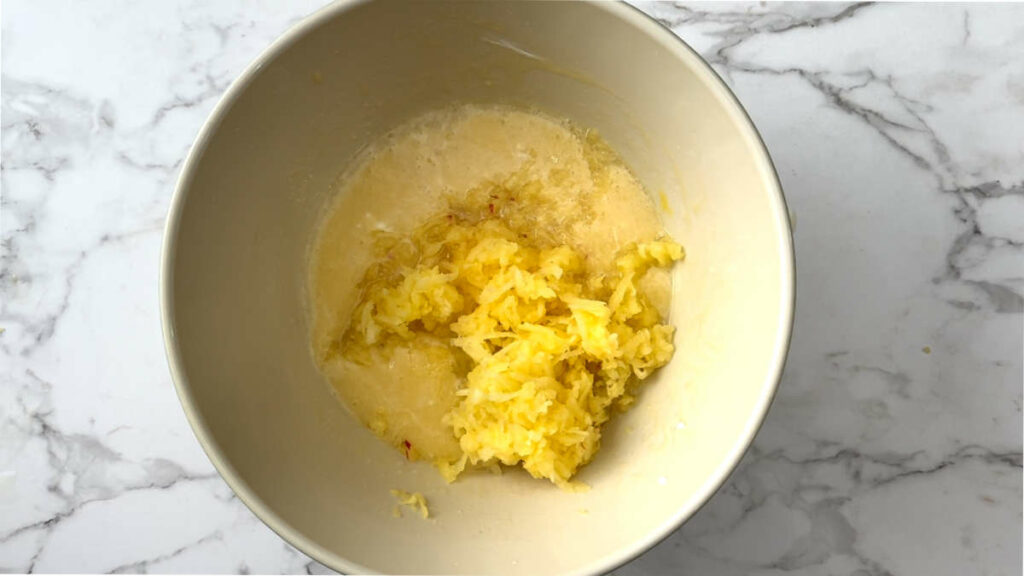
xmin=309 ymin=106 xmax=678 ymax=483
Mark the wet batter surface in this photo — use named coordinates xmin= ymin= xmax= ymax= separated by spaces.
xmin=309 ymin=105 xmax=680 ymax=486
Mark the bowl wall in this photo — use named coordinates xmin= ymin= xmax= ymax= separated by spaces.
xmin=163 ymin=2 xmax=794 ymax=574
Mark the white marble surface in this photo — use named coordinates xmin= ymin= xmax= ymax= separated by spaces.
xmin=1 ymin=1 xmax=1021 ymax=574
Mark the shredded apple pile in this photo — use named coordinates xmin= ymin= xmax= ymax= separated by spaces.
xmin=340 ymin=206 xmax=683 ymax=488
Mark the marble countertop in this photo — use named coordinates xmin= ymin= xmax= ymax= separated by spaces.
xmin=2 ymin=1 xmax=1021 ymax=574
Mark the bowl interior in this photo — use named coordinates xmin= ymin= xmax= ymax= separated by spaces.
xmin=165 ymin=2 xmax=792 ymax=574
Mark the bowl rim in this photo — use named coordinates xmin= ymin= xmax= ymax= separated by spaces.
xmin=160 ymin=1 xmax=796 ymax=574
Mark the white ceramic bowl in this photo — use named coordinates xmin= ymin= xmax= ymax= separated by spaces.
xmin=161 ymin=1 xmax=794 ymax=574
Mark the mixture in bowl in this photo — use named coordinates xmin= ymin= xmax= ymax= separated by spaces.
xmin=309 ymin=106 xmax=683 ymax=489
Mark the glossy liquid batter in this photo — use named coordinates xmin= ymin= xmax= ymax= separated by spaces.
xmin=309 ymin=106 xmax=672 ymax=468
